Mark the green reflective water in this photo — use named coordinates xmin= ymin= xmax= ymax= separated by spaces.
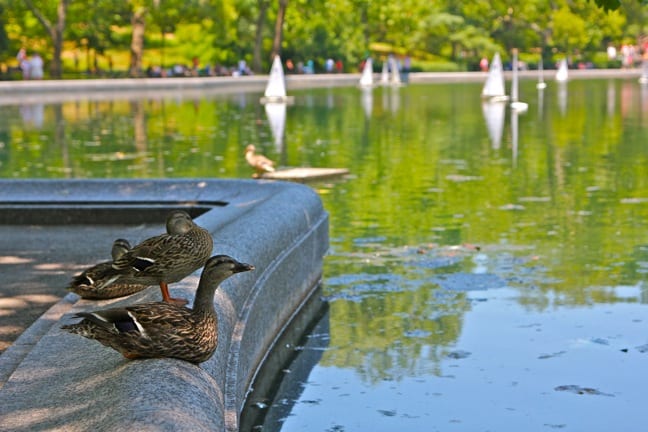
xmin=2 ymin=79 xmax=648 ymax=430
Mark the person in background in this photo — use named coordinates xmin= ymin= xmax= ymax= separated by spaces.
xmin=29 ymin=52 xmax=44 ymax=80
xmin=16 ymin=48 xmax=30 ymax=79
xmin=480 ymin=56 xmax=489 ymax=71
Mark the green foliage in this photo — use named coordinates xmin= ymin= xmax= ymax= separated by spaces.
xmin=0 ymin=0 xmax=646 ymax=73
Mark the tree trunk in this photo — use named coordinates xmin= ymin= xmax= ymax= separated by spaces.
xmin=271 ymin=0 xmax=288 ymax=60
xmin=252 ymin=0 xmax=270 ymax=73
xmin=23 ymin=0 xmax=69 ymax=79
xmin=130 ymin=8 xmax=146 ymax=77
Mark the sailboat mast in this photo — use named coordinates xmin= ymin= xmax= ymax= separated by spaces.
xmin=511 ymin=48 xmax=519 ymax=102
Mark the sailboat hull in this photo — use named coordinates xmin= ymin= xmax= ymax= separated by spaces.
xmin=260 ymin=95 xmax=295 ymax=104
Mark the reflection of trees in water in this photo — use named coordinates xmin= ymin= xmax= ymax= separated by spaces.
xmin=319 ymin=236 xmax=648 ymax=382
xmin=319 ymin=245 xmax=475 ymax=383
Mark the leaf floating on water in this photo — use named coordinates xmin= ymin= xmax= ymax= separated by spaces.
xmin=554 ymin=385 xmax=614 ymax=397
xmin=446 ymin=350 xmax=471 ymax=359
xmin=635 ymin=344 xmax=648 ymax=353
xmin=590 ymin=338 xmax=610 ymax=346
xmin=404 ymin=329 xmax=432 ymax=338
xmin=538 ymin=350 xmax=566 ymax=359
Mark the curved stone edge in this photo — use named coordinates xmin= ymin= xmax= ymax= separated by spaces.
xmin=0 ymin=179 xmax=328 ymax=431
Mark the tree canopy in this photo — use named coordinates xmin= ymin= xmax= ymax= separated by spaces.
xmin=1 ymin=0 xmax=646 ymax=78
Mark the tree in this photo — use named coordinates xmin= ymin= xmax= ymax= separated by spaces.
xmin=22 ymin=0 xmax=69 ymax=78
xmin=129 ymin=5 xmax=146 ymax=76
xmin=270 ymin=0 xmax=288 ymax=59
xmin=252 ymin=0 xmax=270 ymax=73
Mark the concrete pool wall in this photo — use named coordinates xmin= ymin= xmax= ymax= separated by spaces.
xmin=0 ymin=179 xmax=328 ymax=431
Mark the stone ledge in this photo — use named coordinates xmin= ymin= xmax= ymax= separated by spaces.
xmin=0 ymin=179 xmax=328 ymax=431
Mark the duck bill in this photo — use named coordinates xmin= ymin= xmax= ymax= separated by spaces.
xmin=235 ymin=262 xmax=255 ymax=273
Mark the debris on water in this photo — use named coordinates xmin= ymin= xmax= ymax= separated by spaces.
xmin=404 ymin=329 xmax=432 ymax=338
xmin=254 ymin=401 xmax=268 ymax=409
xmin=538 ymin=350 xmax=566 ymax=359
xmin=377 ymin=409 xmax=397 ymax=417
xmin=446 ymin=350 xmax=471 ymax=359
xmin=590 ymin=338 xmax=610 ymax=346
xmin=554 ymin=385 xmax=614 ymax=397
xmin=635 ymin=344 xmax=648 ymax=353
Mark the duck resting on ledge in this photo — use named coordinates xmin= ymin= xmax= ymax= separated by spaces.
xmin=68 ymin=238 xmax=148 ymax=299
xmin=78 ymin=210 xmax=214 ymax=305
xmin=245 ymin=144 xmax=275 ymax=177
xmin=62 ymin=255 xmax=254 ymax=364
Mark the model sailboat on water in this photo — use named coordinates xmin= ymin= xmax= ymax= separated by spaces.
xmin=482 ymin=53 xmax=508 ymax=102
xmin=555 ymin=58 xmax=568 ymax=82
xmin=359 ymin=58 xmax=374 ymax=87
xmin=260 ymin=55 xmax=295 ymax=104
xmin=510 ymin=49 xmax=528 ymax=112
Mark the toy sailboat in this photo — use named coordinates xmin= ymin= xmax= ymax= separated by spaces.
xmin=555 ymin=58 xmax=568 ymax=82
xmin=537 ymin=57 xmax=547 ymax=89
xmin=510 ymin=49 xmax=528 ymax=112
xmin=482 ymin=53 xmax=509 ymax=102
xmin=359 ymin=58 xmax=374 ymax=88
xmin=260 ymin=55 xmax=295 ymax=104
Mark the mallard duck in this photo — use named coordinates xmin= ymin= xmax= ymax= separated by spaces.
xmin=62 ymin=255 xmax=254 ymax=363
xmin=245 ymin=144 xmax=275 ymax=175
xmin=97 ymin=210 xmax=214 ymax=305
xmin=68 ymin=238 xmax=152 ymax=299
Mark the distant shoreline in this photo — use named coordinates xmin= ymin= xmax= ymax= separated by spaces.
xmin=0 ymin=68 xmax=643 ymax=104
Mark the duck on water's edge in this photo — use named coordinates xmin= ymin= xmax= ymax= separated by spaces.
xmin=68 ymin=210 xmax=213 ymax=305
xmin=63 ymin=255 xmax=254 ymax=364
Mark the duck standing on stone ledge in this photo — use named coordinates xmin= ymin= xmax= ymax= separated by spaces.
xmin=245 ymin=144 xmax=275 ymax=176
xmin=62 ymin=255 xmax=254 ymax=364
xmin=92 ymin=210 xmax=214 ymax=305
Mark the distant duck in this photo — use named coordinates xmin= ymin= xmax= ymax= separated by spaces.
xmin=94 ymin=210 xmax=214 ymax=305
xmin=69 ymin=238 xmax=152 ymax=300
xmin=62 ymin=255 xmax=254 ymax=364
xmin=245 ymin=144 xmax=275 ymax=175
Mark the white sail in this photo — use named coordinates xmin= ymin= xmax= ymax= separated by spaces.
xmin=264 ymin=102 xmax=286 ymax=151
xmin=380 ymin=60 xmax=389 ymax=85
xmin=261 ymin=55 xmax=294 ymax=104
xmin=482 ymin=53 xmax=508 ymax=101
xmin=555 ymin=58 xmax=568 ymax=82
xmin=390 ymin=56 xmax=402 ymax=85
xmin=360 ymin=58 xmax=374 ymax=87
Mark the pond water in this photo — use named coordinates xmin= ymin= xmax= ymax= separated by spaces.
xmin=2 ymin=78 xmax=648 ymax=431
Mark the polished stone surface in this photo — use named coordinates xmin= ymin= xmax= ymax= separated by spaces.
xmin=0 ymin=179 xmax=328 ymax=431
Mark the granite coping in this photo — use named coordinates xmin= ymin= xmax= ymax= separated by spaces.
xmin=0 ymin=179 xmax=329 ymax=431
